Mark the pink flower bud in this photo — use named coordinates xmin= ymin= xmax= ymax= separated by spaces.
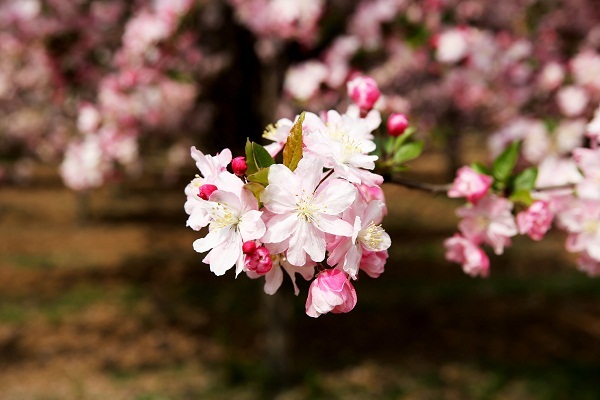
xmin=347 ymin=75 xmax=380 ymax=111
xmin=232 ymin=156 xmax=248 ymax=176
xmin=387 ymin=113 xmax=409 ymax=136
xmin=305 ymin=269 xmax=357 ymax=318
xmin=198 ymin=184 xmax=218 ymax=200
xmin=244 ymin=246 xmax=272 ymax=275
xmin=448 ymin=166 xmax=493 ymax=204
xmin=242 ymin=241 xmax=257 ymax=254
xmin=516 ymin=200 xmax=553 ymax=241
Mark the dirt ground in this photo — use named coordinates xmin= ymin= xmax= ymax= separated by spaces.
xmin=1 ymin=150 xmax=600 ymax=399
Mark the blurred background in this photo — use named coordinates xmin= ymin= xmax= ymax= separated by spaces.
xmin=1 ymin=0 xmax=600 ymax=398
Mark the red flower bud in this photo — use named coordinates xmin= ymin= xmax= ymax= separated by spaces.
xmin=387 ymin=113 xmax=409 ymax=136
xmin=242 ymin=241 xmax=257 ymax=254
xmin=232 ymin=156 xmax=248 ymax=176
xmin=198 ymin=184 xmax=218 ymax=200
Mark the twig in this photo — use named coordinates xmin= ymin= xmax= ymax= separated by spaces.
xmin=387 ymin=177 xmax=577 ymax=195
xmin=387 ymin=177 xmax=452 ymax=194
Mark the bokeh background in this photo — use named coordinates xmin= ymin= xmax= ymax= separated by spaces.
xmin=1 ymin=0 xmax=600 ymax=398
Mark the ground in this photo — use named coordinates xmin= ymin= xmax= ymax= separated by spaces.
xmin=1 ymin=148 xmax=600 ymax=399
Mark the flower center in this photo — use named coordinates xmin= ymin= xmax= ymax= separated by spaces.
xmin=210 ymin=203 xmax=239 ymax=229
xmin=262 ymin=123 xmax=278 ymax=140
xmin=295 ymin=192 xmax=321 ymax=223
xmin=359 ymin=221 xmax=386 ymax=250
xmin=584 ymin=220 xmax=598 ymax=234
xmin=340 ymin=137 xmax=362 ymax=162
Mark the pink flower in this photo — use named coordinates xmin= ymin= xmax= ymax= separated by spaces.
xmin=359 ymin=249 xmax=388 ymax=278
xmin=435 ymin=28 xmax=469 ymax=64
xmin=347 ymin=75 xmax=380 ymax=111
xmin=516 ymin=201 xmax=553 ymax=241
xmin=457 ymin=195 xmax=518 ymax=255
xmin=327 ymin=199 xmax=390 ymax=278
xmin=557 ymin=85 xmax=589 ymax=117
xmin=305 ymin=269 xmax=357 ymax=318
xmin=261 ymin=156 xmax=356 ymax=266
xmin=447 ymin=166 xmax=493 ymax=204
xmin=193 ymin=188 xmax=266 ymax=276
xmin=444 ymin=234 xmax=490 ymax=277
xmin=577 ymin=251 xmax=600 ymax=277
xmin=387 ymin=113 xmax=409 ymax=136
xmin=557 ymin=198 xmax=600 ymax=262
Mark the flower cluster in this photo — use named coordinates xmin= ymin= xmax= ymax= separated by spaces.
xmin=185 ymin=106 xmax=392 ymax=317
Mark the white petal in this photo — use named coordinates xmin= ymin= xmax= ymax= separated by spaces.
xmin=239 ymin=210 xmax=266 ymax=241
xmin=261 ymin=184 xmax=297 ymax=214
xmin=263 ymin=213 xmax=297 ymax=243
xmin=314 ymin=179 xmax=356 ymax=215
xmin=315 ymin=214 xmax=354 ymax=237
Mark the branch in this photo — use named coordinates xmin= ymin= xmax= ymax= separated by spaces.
xmin=387 ymin=178 xmax=576 ymax=195
xmin=386 ymin=177 xmax=451 ymax=194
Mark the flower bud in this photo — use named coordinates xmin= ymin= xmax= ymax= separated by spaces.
xmin=244 ymin=246 xmax=272 ymax=275
xmin=232 ymin=156 xmax=248 ymax=176
xmin=347 ymin=75 xmax=380 ymax=111
xmin=198 ymin=184 xmax=218 ymax=200
xmin=242 ymin=240 xmax=257 ymax=254
xmin=387 ymin=113 xmax=409 ymax=136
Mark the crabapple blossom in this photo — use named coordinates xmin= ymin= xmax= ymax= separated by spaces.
xmin=327 ymin=199 xmax=390 ymax=279
xmin=261 ymin=156 xmax=356 ymax=266
xmin=444 ymin=234 xmax=490 ymax=277
xmin=435 ymin=28 xmax=469 ymax=64
xmin=557 ymin=86 xmax=589 ymax=117
xmin=516 ymin=201 xmax=554 ymax=241
xmin=193 ymin=188 xmax=266 ymax=276
xmin=447 ymin=166 xmax=493 ymax=204
xmin=457 ymin=195 xmax=518 ymax=255
xmin=557 ymin=198 xmax=600 ymax=262
xmin=305 ymin=268 xmax=357 ymax=318
xmin=359 ymin=249 xmax=389 ymax=279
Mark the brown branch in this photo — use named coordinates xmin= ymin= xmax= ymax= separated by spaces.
xmin=387 ymin=177 xmax=577 ymax=195
xmin=386 ymin=177 xmax=452 ymax=194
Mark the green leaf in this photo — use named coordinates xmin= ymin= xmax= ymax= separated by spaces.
xmin=283 ymin=112 xmax=305 ymax=172
xmin=244 ymin=182 xmax=265 ymax=200
xmin=392 ymin=127 xmax=415 ymax=153
xmin=393 ymin=141 xmax=424 ymax=165
xmin=492 ymin=141 xmax=520 ymax=183
xmin=513 ymin=167 xmax=537 ymax=192
xmin=470 ymin=162 xmax=491 ymax=176
xmin=247 ymin=167 xmax=270 ymax=186
xmin=245 ymin=139 xmax=275 ymax=176
xmin=509 ymin=189 xmax=534 ymax=206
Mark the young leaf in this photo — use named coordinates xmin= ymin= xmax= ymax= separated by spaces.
xmin=492 ymin=141 xmax=520 ymax=183
xmin=244 ymin=182 xmax=265 ymax=200
xmin=470 ymin=162 xmax=492 ymax=176
xmin=512 ymin=167 xmax=537 ymax=192
xmin=392 ymin=127 xmax=415 ymax=153
xmin=245 ymin=140 xmax=275 ymax=176
xmin=283 ymin=112 xmax=305 ymax=171
xmin=393 ymin=141 xmax=424 ymax=165
xmin=247 ymin=167 xmax=270 ymax=186
xmin=509 ymin=189 xmax=534 ymax=206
